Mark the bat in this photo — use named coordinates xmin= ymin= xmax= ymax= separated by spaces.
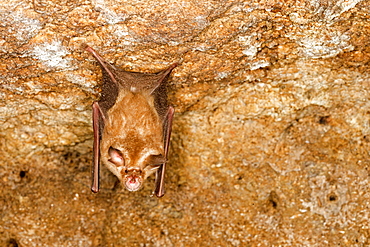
xmin=83 ymin=44 xmax=176 ymax=197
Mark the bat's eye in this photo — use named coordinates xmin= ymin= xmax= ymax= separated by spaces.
xmin=108 ymin=147 xmax=124 ymax=166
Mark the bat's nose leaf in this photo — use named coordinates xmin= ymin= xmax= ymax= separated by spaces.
xmin=125 ymin=175 xmax=142 ymax=191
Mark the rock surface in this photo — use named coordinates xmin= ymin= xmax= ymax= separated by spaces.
xmin=1 ymin=0 xmax=369 ymax=246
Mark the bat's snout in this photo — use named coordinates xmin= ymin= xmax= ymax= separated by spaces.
xmin=124 ymin=173 xmax=143 ymax=191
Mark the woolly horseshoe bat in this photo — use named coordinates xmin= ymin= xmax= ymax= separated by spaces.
xmin=84 ymin=45 xmax=176 ymax=197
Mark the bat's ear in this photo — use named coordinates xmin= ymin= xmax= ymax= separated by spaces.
xmin=108 ymin=147 xmax=125 ymax=167
xmin=146 ymin=154 xmax=167 ymax=165
xmin=147 ymin=63 xmax=178 ymax=95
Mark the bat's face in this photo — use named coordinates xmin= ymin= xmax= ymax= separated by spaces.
xmin=108 ymin=147 xmax=165 ymax=191
xmin=124 ymin=169 xmax=143 ymax=191
xmin=123 ymin=164 xmax=163 ymax=191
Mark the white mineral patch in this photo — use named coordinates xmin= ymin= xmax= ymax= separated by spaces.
xmin=242 ymin=46 xmax=258 ymax=57
xmin=289 ymin=25 xmax=354 ymax=59
xmin=0 ymin=8 xmax=41 ymax=43
xmin=250 ymin=60 xmax=270 ymax=70
xmin=239 ymin=35 xmax=260 ymax=58
xmin=110 ymin=25 xmax=135 ymax=46
xmin=322 ymin=0 xmax=363 ymax=20
xmin=65 ymin=73 xmax=96 ymax=91
xmin=216 ymin=72 xmax=230 ymax=80
xmin=31 ymin=40 xmax=71 ymax=69
xmin=92 ymin=0 xmax=126 ymax=24
xmin=194 ymin=15 xmax=208 ymax=28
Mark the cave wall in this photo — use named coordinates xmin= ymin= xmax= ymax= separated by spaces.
xmin=1 ymin=0 xmax=369 ymax=246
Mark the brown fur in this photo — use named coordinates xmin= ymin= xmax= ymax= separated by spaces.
xmin=100 ymin=90 xmax=164 ymax=181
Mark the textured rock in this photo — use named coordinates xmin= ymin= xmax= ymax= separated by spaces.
xmin=1 ymin=0 xmax=369 ymax=246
